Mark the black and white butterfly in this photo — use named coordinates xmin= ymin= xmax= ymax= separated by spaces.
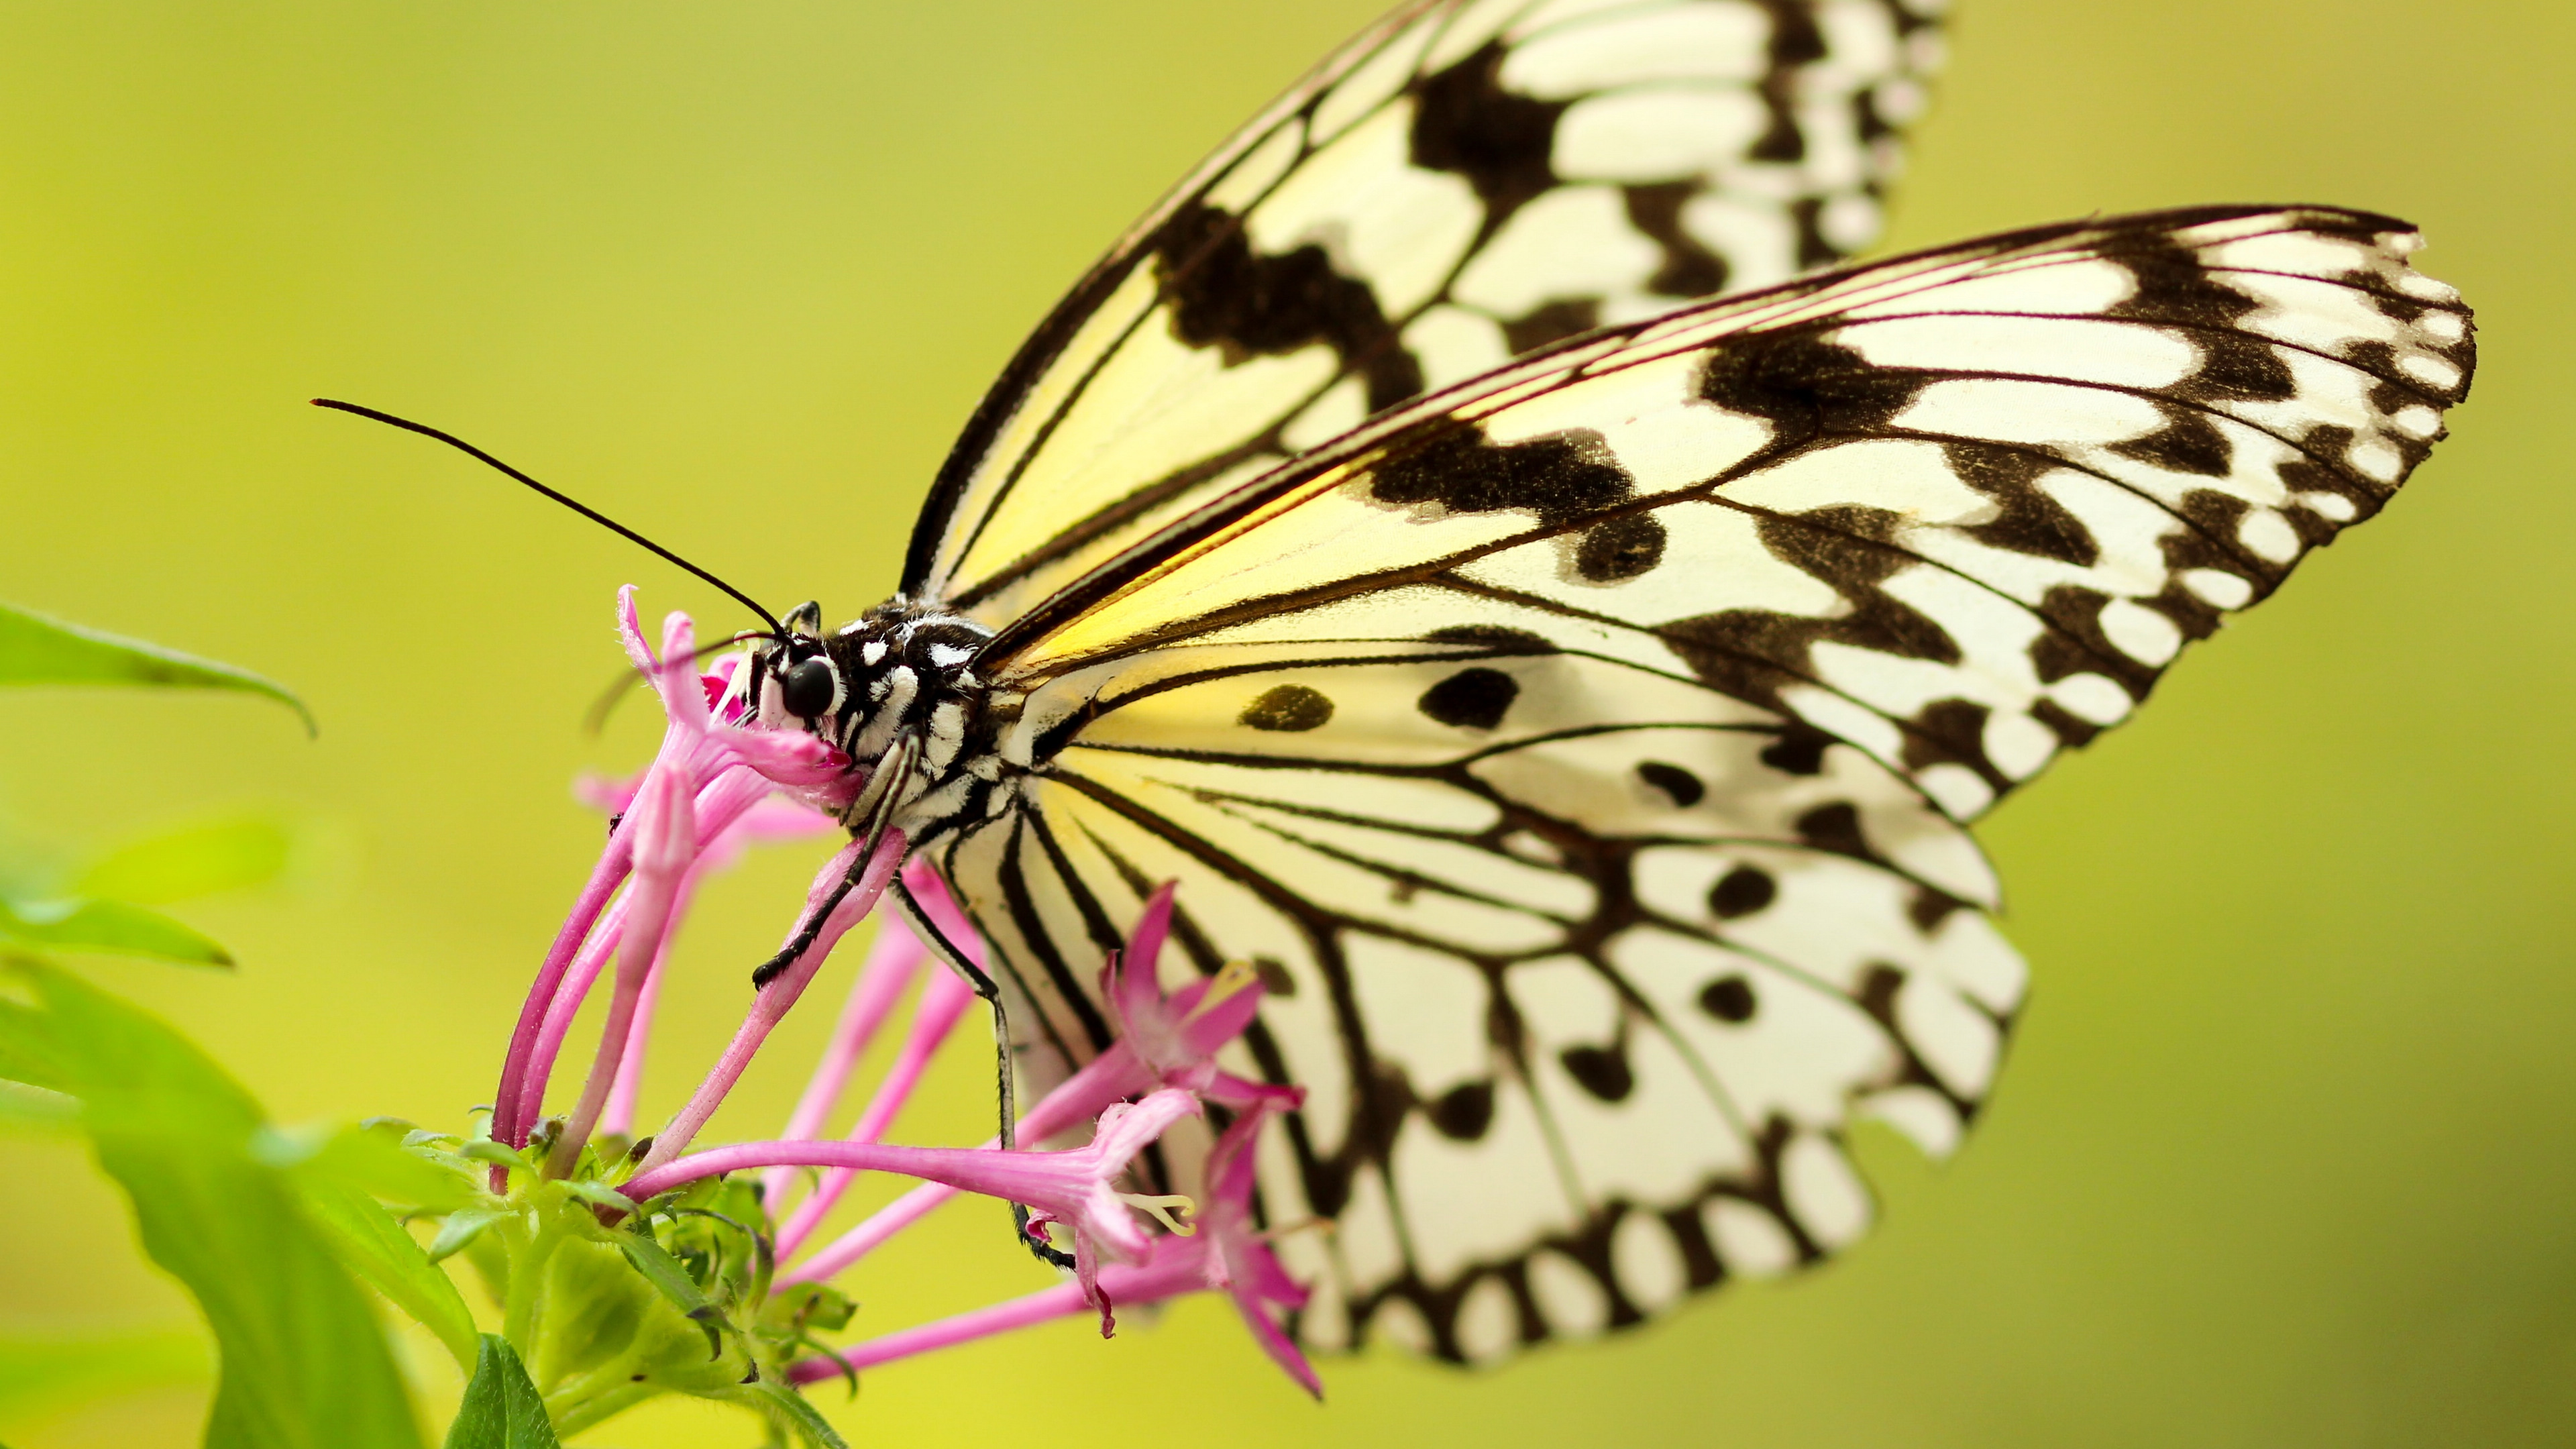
xmin=722 ymin=0 xmax=2472 ymax=1364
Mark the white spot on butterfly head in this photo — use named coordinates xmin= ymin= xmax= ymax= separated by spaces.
xmin=924 ymin=700 xmax=967 ymax=774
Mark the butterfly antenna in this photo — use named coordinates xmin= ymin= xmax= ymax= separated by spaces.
xmin=312 ymin=398 xmax=788 ymax=637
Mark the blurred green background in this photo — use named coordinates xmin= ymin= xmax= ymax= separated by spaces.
xmin=1 ymin=1 xmax=2568 ymax=1444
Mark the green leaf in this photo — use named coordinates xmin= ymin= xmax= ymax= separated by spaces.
xmin=13 ymin=961 xmax=423 ymax=1448
xmin=76 ymin=818 xmax=295 ymax=904
xmin=299 ymin=1179 xmax=482 ymax=1371
xmin=0 ymin=600 xmax=313 ymax=735
xmin=0 ymin=896 xmax=232 ymax=967
xmin=440 ymin=1336 xmax=559 ymax=1449
xmin=277 ymin=1120 xmax=478 ymax=1212
xmin=0 ymin=1076 xmax=79 ymax=1130
xmin=460 ymin=1140 xmax=527 ymax=1170
xmin=557 ymin=1178 xmax=633 ymax=1212
xmin=613 ymin=1230 xmax=712 ymax=1314
xmin=0 ymin=996 xmax=74 ymax=1093
xmin=743 ymin=1381 xmax=850 ymax=1449
xmin=760 ymin=1282 xmax=855 ymax=1338
xmin=0 ymin=1328 xmax=209 ymax=1429
xmin=428 ymin=1209 xmax=506 ymax=1264
xmin=614 ymin=1231 xmax=727 ymax=1360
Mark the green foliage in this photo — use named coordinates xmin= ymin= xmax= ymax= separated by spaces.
xmin=526 ymin=1229 xmax=759 ymax=1436
xmin=0 ymin=961 xmax=424 ymax=1449
xmin=429 ymin=1207 xmax=508 ymax=1264
xmin=0 ymin=602 xmax=484 ymax=1444
xmin=76 ymin=818 xmax=297 ymax=905
xmin=0 ymin=603 xmax=869 ymax=1446
xmin=298 ymin=1177 xmax=482 ymax=1372
xmin=0 ymin=894 xmax=234 ymax=967
xmin=0 ymin=1328 xmax=209 ymax=1430
xmin=0 ymin=815 xmax=303 ymax=969
xmin=745 ymin=1379 xmax=854 ymax=1449
xmin=0 ymin=1075 xmax=78 ymax=1129
xmin=0 ymin=599 xmax=312 ymax=734
xmin=441 ymin=1338 xmax=559 ymax=1449
xmin=613 ymin=1227 xmax=731 ymax=1360
xmin=372 ymin=1133 xmax=865 ymax=1441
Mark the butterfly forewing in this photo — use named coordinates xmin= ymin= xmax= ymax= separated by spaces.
xmin=915 ymin=204 xmax=2471 ymax=1361
xmin=908 ymin=0 xmax=1949 ymax=628
xmin=983 ymin=207 xmax=2473 ymax=820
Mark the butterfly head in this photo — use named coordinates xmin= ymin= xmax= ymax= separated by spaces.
xmin=761 ymin=600 xmax=843 ymax=722
xmin=735 ymin=598 xmax=996 ymax=790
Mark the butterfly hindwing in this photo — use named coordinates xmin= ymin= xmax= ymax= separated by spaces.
xmin=933 ymin=633 xmax=2015 ymax=1360
xmin=908 ymin=0 xmax=1949 ymax=629
xmin=923 ymin=204 xmax=2471 ymax=1360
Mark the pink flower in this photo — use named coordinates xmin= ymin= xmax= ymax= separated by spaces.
xmin=1088 ymin=1101 xmax=1318 ymax=1391
xmin=768 ymin=870 xmax=979 ymax=1256
xmin=779 ymin=881 xmax=1287 ymax=1284
xmin=1179 ymin=1103 xmax=1319 ymax=1394
xmin=1014 ymin=882 xmax=1288 ymax=1140
xmin=574 ymin=726 xmax=841 ymax=1138
xmin=494 ymin=589 xmax=863 ymax=1176
xmin=619 ymin=1088 xmax=1207 ymax=1322
xmin=479 ymin=592 xmax=1326 ymax=1431
xmin=780 ymin=1100 xmax=1320 ymax=1397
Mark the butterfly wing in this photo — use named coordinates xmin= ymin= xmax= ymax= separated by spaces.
xmin=924 ymin=205 xmax=2473 ymax=1360
xmin=906 ymin=0 xmax=1948 ymax=628
xmin=982 ymin=205 xmax=2473 ymax=820
xmin=931 ymin=643 xmax=2006 ymax=1362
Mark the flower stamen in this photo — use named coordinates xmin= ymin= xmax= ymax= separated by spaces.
xmin=1118 ymin=1192 xmax=1197 ymax=1237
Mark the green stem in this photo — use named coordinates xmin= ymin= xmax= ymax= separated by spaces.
xmin=500 ymin=1216 xmax=566 ymax=1356
xmin=539 ymin=1334 xmax=654 ymax=1422
xmin=550 ymin=1379 xmax=662 ymax=1438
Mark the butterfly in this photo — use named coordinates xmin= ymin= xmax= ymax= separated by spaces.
xmin=718 ymin=0 xmax=2473 ymax=1364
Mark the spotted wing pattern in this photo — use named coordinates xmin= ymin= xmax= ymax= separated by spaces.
xmin=918 ymin=207 xmax=2473 ymax=1362
xmin=906 ymin=0 xmax=1948 ymax=629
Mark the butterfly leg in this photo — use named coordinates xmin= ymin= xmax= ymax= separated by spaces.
xmin=750 ymin=734 xmax=920 ymax=987
xmin=889 ymin=873 xmax=1076 ymax=1270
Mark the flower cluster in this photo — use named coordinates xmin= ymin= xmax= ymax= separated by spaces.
xmin=433 ymin=591 xmax=1318 ymax=1439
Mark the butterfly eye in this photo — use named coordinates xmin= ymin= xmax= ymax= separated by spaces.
xmin=780 ymin=657 xmax=839 ymax=718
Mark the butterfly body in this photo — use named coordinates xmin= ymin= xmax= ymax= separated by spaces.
xmin=729 ymin=0 xmax=2471 ymax=1364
